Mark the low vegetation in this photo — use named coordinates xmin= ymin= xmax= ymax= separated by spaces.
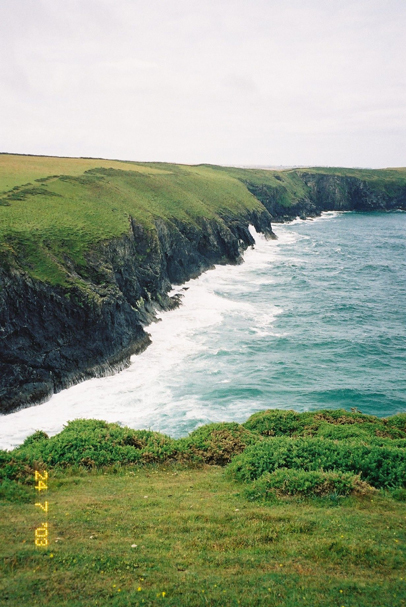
xmin=2 ymin=410 xmax=406 ymax=497
xmin=1 ymin=409 xmax=406 ymax=605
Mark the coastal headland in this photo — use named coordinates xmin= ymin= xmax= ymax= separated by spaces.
xmin=1 ymin=154 xmax=406 ymax=412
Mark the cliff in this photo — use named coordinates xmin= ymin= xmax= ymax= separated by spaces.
xmin=1 ymin=156 xmax=406 ymax=413
xmin=240 ymin=168 xmax=406 ymax=221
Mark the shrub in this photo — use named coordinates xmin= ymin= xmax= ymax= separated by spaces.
xmin=243 ymin=409 xmax=306 ymax=436
xmin=385 ymin=413 xmax=406 ymax=434
xmin=20 ymin=430 xmax=49 ymax=447
xmin=243 ymin=409 xmax=406 ymax=440
xmin=176 ymin=423 xmax=261 ymax=465
xmin=2 ymin=420 xmax=258 ymax=475
xmin=13 ymin=420 xmax=177 ymax=468
xmin=244 ymin=469 xmax=369 ymax=500
xmin=390 ymin=488 xmax=406 ymax=502
xmin=228 ymin=436 xmax=406 ymax=489
xmin=0 ymin=450 xmax=36 ymax=485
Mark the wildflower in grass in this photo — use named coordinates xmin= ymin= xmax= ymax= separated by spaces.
xmin=162 ymin=592 xmax=166 ymax=597
xmin=137 ymin=587 xmax=142 ymax=591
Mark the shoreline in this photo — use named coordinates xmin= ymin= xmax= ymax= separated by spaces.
xmin=0 ymin=212 xmax=363 ymax=450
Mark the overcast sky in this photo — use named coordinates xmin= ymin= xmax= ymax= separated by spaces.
xmin=1 ymin=0 xmax=405 ymax=167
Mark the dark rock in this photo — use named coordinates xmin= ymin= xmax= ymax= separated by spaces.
xmin=0 ymin=209 xmax=274 ymax=413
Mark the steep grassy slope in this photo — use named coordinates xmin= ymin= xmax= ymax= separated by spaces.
xmin=2 ymin=154 xmax=406 ymax=286
xmin=0 ymin=156 xmax=267 ymax=286
xmin=217 ymin=164 xmax=406 ymax=220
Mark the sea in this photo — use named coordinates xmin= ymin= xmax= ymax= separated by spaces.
xmin=1 ymin=211 xmax=405 ymax=450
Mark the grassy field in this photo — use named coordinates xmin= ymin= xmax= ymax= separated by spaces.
xmin=0 ymin=155 xmax=266 ymax=286
xmin=1 ymin=464 xmax=405 ymax=607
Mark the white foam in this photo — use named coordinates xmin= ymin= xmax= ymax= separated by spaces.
xmin=1 ymin=215 xmax=342 ymax=450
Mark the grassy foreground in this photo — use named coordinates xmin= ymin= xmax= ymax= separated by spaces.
xmin=1 ymin=464 xmax=406 ymax=607
xmin=1 ymin=409 xmax=406 ymax=605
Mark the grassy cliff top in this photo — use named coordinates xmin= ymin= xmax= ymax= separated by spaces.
xmin=1 ymin=154 xmax=406 ymax=286
xmin=0 ymin=155 xmax=266 ymax=285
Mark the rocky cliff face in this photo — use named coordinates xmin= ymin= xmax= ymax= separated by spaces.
xmin=0 ymin=209 xmax=274 ymax=413
xmin=299 ymin=173 xmax=406 ymax=213
xmin=245 ymin=173 xmax=406 ymax=221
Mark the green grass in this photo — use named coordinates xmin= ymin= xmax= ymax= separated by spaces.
xmin=1 ymin=410 xmax=406 ymax=605
xmin=1 ymin=464 xmax=405 ymax=607
xmin=2 ymin=154 xmax=406 ymax=287
xmin=0 ymin=154 xmax=169 ymax=192
xmin=0 ymin=155 xmax=265 ymax=286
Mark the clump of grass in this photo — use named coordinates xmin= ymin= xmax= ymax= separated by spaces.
xmin=176 ymin=422 xmax=262 ymax=465
xmin=243 ymin=469 xmax=373 ymax=501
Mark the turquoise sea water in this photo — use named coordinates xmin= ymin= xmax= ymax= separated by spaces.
xmin=202 ymin=211 xmax=406 ymax=418
xmin=1 ymin=211 xmax=405 ymax=449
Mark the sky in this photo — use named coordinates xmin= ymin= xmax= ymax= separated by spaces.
xmin=1 ymin=0 xmax=405 ymax=167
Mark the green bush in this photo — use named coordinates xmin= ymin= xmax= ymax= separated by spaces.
xmin=244 ymin=469 xmax=367 ymax=500
xmin=176 ymin=422 xmax=261 ymax=465
xmin=13 ymin=419 xmax=177 ymax=468
xmin=228 ymin=436 xmax=406 ymax=489
xmin=20 ymin=430 xmax=49 ymax=447
xmin=385 ymin=413 xmax=406 ymax=434
xmin=3 ymin=413 xmax=405 ymax=496
xmin=243 ymin=409 xmax=406 ymax=440
xmin=243 ymin=409 xmax=306 ymax=436
xmin=0 ymin=450 xmax=36 ymax=485
xmin=1 ymin=420 xmax=259 ymax=476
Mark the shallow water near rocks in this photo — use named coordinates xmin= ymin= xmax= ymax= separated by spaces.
xmin=1 ymin=211 xmax=406 ymax=449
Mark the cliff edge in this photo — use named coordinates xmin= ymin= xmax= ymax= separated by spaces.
xmin=1 ymin=156 xmax=405 ymax=413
